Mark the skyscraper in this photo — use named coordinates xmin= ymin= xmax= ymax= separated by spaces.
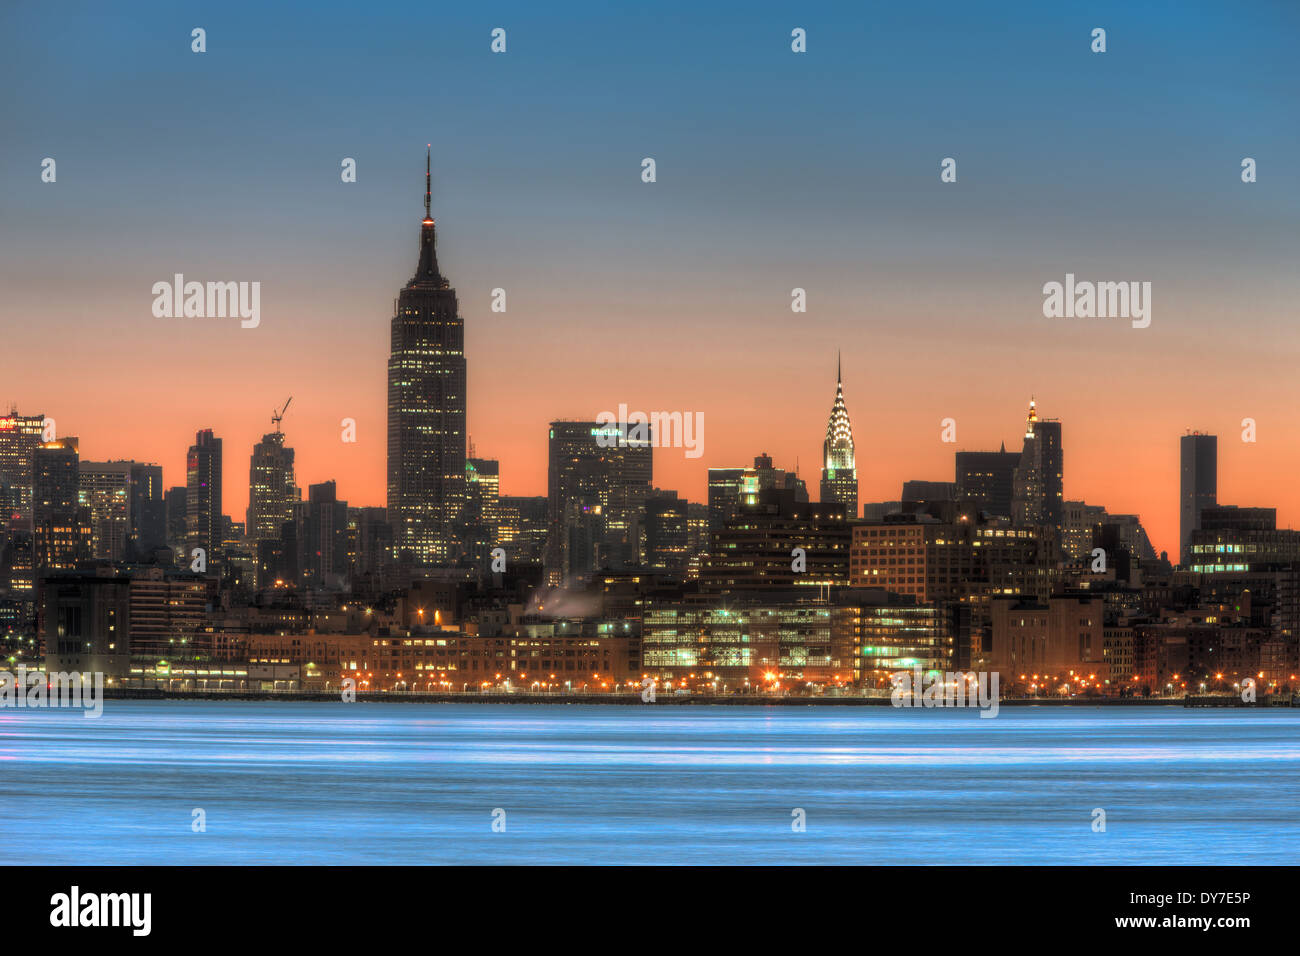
xmin=545 ymin=421 xmax=652 ymax=586
xmin=0 ymin=410 xmax=46 ymax=529
xmin=186 ymin=429 xmax=222 ymax=572
xmin=247 ymin=429 xmax=298 ymax=544
xmin=819 ymin=355 xmax=858 ymax=517
xmin=1011 ymin=398 xmax=1063 ymax=535
xmin=128 ymin=462 xmax=167 ymax=556
xmin=300 ymin=481 xmax=349 ymax=589
xmin=387 ymin=149 xmax=467 ymax=566
xmin=1179 ymin=432 xmax=1217 ymax=567
xmin=463 ymin=456 xmax=502 ymax=574
xmin=956 ymin=445 xmax=1020 ymax=518
xmin=33 ymin=438 xmax=90 ymax=570
xmin=164 ymin=486 xmax=187 ymax=553
xmin=78 ymin=460 xmax=133 ymax=561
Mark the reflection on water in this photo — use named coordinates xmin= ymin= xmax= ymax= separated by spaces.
xmin=1 ymin=702 xmax=1297 ymax=864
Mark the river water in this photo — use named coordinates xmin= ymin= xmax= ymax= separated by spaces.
xmin=2 ymin=701 xmax=1296 ymax=864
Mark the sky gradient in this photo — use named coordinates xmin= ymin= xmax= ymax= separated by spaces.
xmin=2 ymin=0 xmax=1298 ymax=557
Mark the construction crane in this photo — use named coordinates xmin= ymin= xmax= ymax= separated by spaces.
xmin=272 ymin=396 xmax=292 ymax=433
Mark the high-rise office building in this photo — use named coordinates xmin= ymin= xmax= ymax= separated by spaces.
xmin=545 ymin=421 xmax=652 ymax=586
xmin=79 ymin=461 xmax=133 ymax=561
xmin=300 ymin=481 xmax=349 ymax=589
xmin=186 ymin=429 xmax=222 ymax=572
xmin=33 ymin=438 xmax=90 ymax=570
xmin=819 ymin=356 xmax=858 ymax=517
xmin=128 ymin=462 xmax=166 ymax=556
xmin=348 ymin=506 xmax=393 ymax=584
xmin=499 ymin=495 xmax=548 ymax=566
xmin=164 ymin=486 xmax=187 ymax=553
xmin=463 ymin=457 xmax=501 ymax=574
xmin=387 ymin=149 xmax=467 ymax=566
xmin=247 ymin=430 xmax=298 ymax=544
xmin=955 ymin=446 xmax=1020 ymax=518
xmin=0 ymin=411 xmax=46 ymax=529
xmin=1011 ymin=398 xmax=1063 ymax=533
xmin=645 ymin=489 xmax=691 ymax=573
xmin=1179 ymin=432 xmax=1217 ymax=567
xmin=707 ymin=468 xmax=746 ymax=543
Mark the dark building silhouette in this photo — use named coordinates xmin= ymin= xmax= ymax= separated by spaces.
xmin=164 ymin=485 xmax=187 ymax=554
xmin=1012 ymin=398 xmax=1063 ymax=534
xmin=1179 ymin=432 xmax=1217 ymax=567
xmin=129 ymin=462 xmax=166 ymax=556
xmin=956 ymin=446 xmax=1020 ymax=518
xmin=901 ymin=480 xmax=956 ymax=503
xmin=185 ymin=429 xmax=222 ymax=572
xmin=300 ymin=481 xmax=349 ymax=589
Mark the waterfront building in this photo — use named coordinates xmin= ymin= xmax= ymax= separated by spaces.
xmin=700 ymin=488 xmax=851 ymax=593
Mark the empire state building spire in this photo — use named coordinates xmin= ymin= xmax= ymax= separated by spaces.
xmin=820 ymin=352 xmax=858 ymax=517
xmin=409 ymin=145 xmax=445 ymax=289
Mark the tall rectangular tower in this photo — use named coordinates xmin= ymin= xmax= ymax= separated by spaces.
xmin=1179 ymin=433 xmax=1217 ymax=566
xmin=247 ymin=430 xmax=298 ymax=544
xmin=186 ymin=429 xmax=223 ymax=572
xmin=34 ymin=438 xmax=88 ymax=570
xmin=0 ymin=411 xmax=46 ymax=529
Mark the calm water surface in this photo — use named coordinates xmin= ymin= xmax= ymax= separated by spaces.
xmin=2 ymin=701 xmax=1297 ymax=864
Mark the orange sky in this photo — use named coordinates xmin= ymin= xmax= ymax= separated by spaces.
xmin=7 ymin=273 xmax=1300 ymax=561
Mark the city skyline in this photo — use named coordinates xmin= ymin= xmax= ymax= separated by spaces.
xmin=2 ymin=374 xmax=1289 ymax=563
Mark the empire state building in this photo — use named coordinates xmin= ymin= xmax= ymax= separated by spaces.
xmin=387 ymin=149 xmax=466 ymax=565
